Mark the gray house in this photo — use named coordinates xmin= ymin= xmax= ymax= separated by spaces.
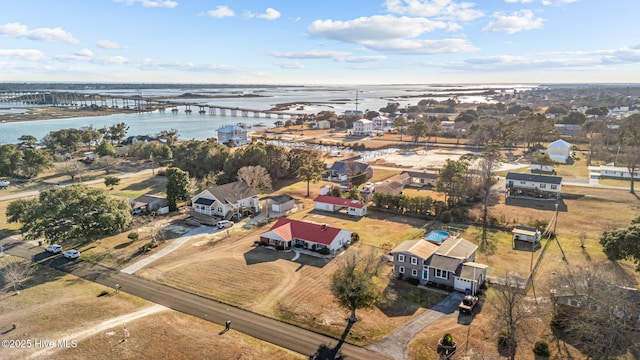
xmin=391 ymin=236 xmax=489 ymax=295
xmin=191 ymin=181 xmax=259 ymax=221
xmin=425 ymin=237 xmax=487 ymax=295
xmin=390 ymin=239 xmax=439 ymax=282
xmin=326 ymin=161 xmax=373 ymax=183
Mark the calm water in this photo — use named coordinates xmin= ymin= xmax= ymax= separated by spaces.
xmin=0 ymin=84 xmax=533 ymax=144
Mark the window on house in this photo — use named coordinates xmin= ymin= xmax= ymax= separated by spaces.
xmin=539 ymin=184 xmax=546 ymax=189
xmin=411 ymin=269 xmax=418 ymax=277
xmin=397 ymin=254 xmax=405 ymax=262
xmin=435 ymin=269 xmax=448 ymax=279
xmin=551 ymin=185 xmax=558 ymax=190
xmin=399 ymin=266 xmax=405 ymax=274
xmin=410 ymin=257 xmax=418 ymax=265
xmin=520 ymin=181 xmax=526 ymax=185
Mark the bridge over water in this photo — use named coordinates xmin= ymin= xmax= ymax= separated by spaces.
xmin=0 ymin=91 xmax=300 ymax=119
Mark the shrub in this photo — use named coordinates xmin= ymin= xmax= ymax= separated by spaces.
xmin=533 ymin=340 xmax=550 ymax=357
xmin=440 ymin=211 xmax=452 ymax=223
xmin=407 ymin=277 xmax=420 ymax=286
xmin=294 ymin=243 xmax=303 ymax=248
xmin=498 ymin=331 xmax=512 ymax=348
xmin=318 ymin=247 xmax=331 ymax=255
xmin=441 ymin=333 xmax=454 ymax=347
xmin=351 ymin=233 xmax=360 ymax=244
xmin=276 ymin=245 xmax=284 ymax=251
xmin=127 ymin=232 xmax=139 ymax=240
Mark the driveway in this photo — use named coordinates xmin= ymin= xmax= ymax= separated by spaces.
xmin=365 ymin=291 xmax=464 ymax=360
xmin=120 ymin=225 xmax=215 ymax=274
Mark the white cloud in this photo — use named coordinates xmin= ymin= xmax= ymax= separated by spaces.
xmin=362 ymin=38 xmax=477 ymax=54
xmin=309 ymin=15 xmax=447 ymax=43
xmin=483 ymin=9 xmax=545 ymax=34
xmin=75 ymin=49 xmax=94 ymax=57
xmin=207 ymin=6 xmax=235 ymax=18
xmin=97 ymin=40 xmax=127 ymax=49
xmin=504 ymin=0 xmax=534 ymax=3
xmin=275 ymin=62 xmax=304 ymax=69
xmin=0 ymin=49 xmax=46 ymax=61
xmin=248 ymin=8 xmax=281 ymax=20
xmin=0 ymin=22 xmax=80 ymax=44
xmin=269 ymin=50 xmax=387 ymax=63
xmin=384 ymin=0 xmax=483 ymax=21
xmin=542 ymin=0 xmax=577 ymax=5
xmin=114 ymin=0 xmax=178 ymax=8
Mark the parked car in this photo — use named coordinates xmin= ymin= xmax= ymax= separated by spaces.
xmin=216 ymin=220 xmax=234 ymax=229
xmin=45 ymin=244 xmax=62 ymax=254
xmin=0 ymin=180 xmax=9 ymax=189
xmin=63 ymin=249 xmax=80 ymax=259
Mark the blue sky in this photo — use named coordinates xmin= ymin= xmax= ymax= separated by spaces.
xmin=1 ymin=0 xmax=639 ymax=85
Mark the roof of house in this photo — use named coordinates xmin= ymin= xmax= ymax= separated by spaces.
xmin=512 ymin=226 xmax=539 ymax=236
xmin=548 ymin=139 xmax=572 ymax=148
xmin=385 ymin=173 xmax=411 ymax=184
xmin=390 ymin=239 xmax=439 ymax=260
xmin=435 ymin=237 xmax=478 ymax=259
xmin=262 ymin=217 xmax=345 ymax=246
xmin=459 ymin=262 xmax=489 ymax=281
xmin=375 ymin=181 xmax=404 ymax=194
xmin=217 ymin=125 xmax=246 ymax=133
xmin=355 ymin=119 xmax=373 ymax=124
xmin=427 ymin=254 xmax=463 ymax=272
xmin=400 ymin=170 xmax=438 ymax=179
xmin=505 ymin=172 xmax=563 ymax=185
xmin=313 ymin=195 xmax=366 ymax=209
xmin=132 ymin=194 xmax=166 ymax=204
xmin=268 ymin=194 xmax=295 ymax=204
xmin=206 ymin=181 xmax=258 ymax=204
xmin=193 ymin=198 xmax=215 ymax=206
xmin=329 ymin=161 xmax=371 ymax=175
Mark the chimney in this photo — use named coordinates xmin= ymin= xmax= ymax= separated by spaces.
xmin=321 ymin=224 xmax=327 ymax=231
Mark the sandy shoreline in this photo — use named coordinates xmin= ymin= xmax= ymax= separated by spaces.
xmin=0 ymin=106 xmax=144 ymax=123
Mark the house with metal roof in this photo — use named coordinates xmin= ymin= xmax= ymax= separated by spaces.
xmin=259 ymin=217 xmax=352 ymax=253
xmin=216 ymin=125 xmax=249 ymax=147
xmin=191 ymin=181 xmax=259 ymax=220
xmin=512 ymin=225 xmax=541 ymax=243
xmin=505 ymin=172 xmax=562 ymax=199
xmin=546 ymin=139 xmax=572 ymax=164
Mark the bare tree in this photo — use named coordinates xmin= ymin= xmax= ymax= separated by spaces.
xmin=147 ymin=218 xmax=165 ymax=246
xmin=490 ymin=272 xmax=534 ymax=360
xmin=94 ymin=155 xmax=119 ymax=174
xmin=58 ymin=161 xmax=84 ymax=181
xmin=550 ymin=263 xmax=637 ymax=359
xmin=237 ymin=165 xmax=272 ymax=193
xmin=0 ymin=257 xmax=34 ymax=295
xmin=478 ymin=144 xmax=503 ymax=249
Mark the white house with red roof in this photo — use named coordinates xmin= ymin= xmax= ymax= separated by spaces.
xmin=313 ymin=195 xmax=367 ymax=216
xmin=259 ymin=218 xmax=352 ymax=252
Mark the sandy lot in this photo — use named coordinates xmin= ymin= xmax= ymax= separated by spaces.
xmin=364 ymin=149 xmax=528 ymax=172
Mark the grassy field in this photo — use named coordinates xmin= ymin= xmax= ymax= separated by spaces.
xmin=0 ymin=260 xmax=303 ymax=360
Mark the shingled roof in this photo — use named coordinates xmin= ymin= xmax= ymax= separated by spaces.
xmin=208 ymin=181 xmax=258 ymax=204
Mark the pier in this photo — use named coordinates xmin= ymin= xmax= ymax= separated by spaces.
xmin=0 ymin=91 xmax=300 ymax=119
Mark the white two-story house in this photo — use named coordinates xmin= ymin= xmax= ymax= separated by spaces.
xmin=216 ymin=125 xmax=249 ymax=147
xmin=505 ymin=172 xmax=562 ymax=199
xmin=352 ymin=119 xmax=374 ymax=136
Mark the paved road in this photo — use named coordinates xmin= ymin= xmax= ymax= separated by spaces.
xmin=0 ymin=237 xmax=389 ymax=360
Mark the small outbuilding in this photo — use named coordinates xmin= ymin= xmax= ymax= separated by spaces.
xmin=313 ymin=195 xmax=367 ymax=217
xmin=512 ymin=225 xmax=541 ymax=243
xmin=131 ymin=194 xmax=169 ymax=214
xmin=547 ymin=139 xmax=572 ymax=164
xmin=267 ymin=194 xmax=296 ymax=213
